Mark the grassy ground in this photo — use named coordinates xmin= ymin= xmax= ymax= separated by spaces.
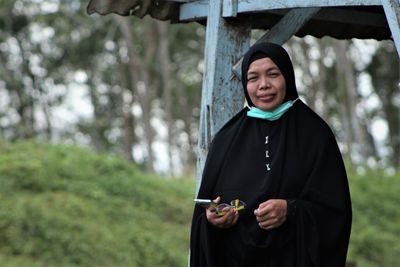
xmin=0 ymin=140 xmax=195 ymax=267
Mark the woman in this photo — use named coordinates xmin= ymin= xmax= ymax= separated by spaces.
xmin=190 ymin=42 xmax=352 ymax=267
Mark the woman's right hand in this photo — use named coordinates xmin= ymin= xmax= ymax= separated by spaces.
xmin=206 ymin=196 xmax=239 ymax=229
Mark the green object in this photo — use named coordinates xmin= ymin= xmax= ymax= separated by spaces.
xmin=247 ymin=98 xmax=298 ymax=121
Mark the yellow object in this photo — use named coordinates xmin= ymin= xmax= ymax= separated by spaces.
xmin=215 ymin=199 xmax=246 ymax=216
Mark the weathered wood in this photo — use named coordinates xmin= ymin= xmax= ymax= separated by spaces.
xmin=195 ymin=0 xmax=250 ymax=193
xmin=232 ymin=8 xmax=321 ymax=78
xmin=223 ymin=0 xmax=238 ymax=17
xmin=179 ymin=0 xmax=208 ymax=21
xmin=381 ymin=0 xmax=400 ymax=57
xmin=269 ymin=7 xmax=388 ymax=27
xmin=180 ymin=0 xmax=382 ymax=21
xmin=235 ymin=0 xmax=381 ymax=13
xmin=258 ymin=8 xmax=321 ymax=44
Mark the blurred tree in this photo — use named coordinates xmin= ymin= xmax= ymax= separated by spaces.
xmin=0 ymin=1 xmax=41 ymax=139
xmin=0 ymin=0 xmax=397 ymax=174
xmin=367 ymin=41 xmax=400 ymax=168
xmin=157 ymin=20 xmax=174 ymax=174
xmin=289 ymin=37 xmax=379 ymax=168
xmin=333 ymin=39 xmax=376 ymax=165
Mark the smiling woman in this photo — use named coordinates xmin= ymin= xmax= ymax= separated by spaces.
xmin=246 ymin=57 xmax=287 ymax=112
xmin=190 ymin=42 xmax=352 ymax=267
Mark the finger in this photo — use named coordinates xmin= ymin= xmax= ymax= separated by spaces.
xmin=207 ymin=196 xmax=221 ymax=212
xmin=213 ymin=196 xmax=221 ymax=203
xmin=258 ymin=200 xmax=272 ymax=209
xmin=258 ymin=215 xmax=286 ymax=230
xmin=215 ymin=209 xmax=237 ymax=227
xmin=221 ymin=210 xmax=238 ymax=228
xmin=231 ymin=211 xmax=239 ymax=225
xmin=254 ymin=204 xmax=273 ymax=217
xmin=258 ymin=218 xmax=278 ymax=229
xmin=255 ymin=209 xmax=275 ymax=222
xmin=257 ymin=199 xmax=276 ymax=212
xmin=206 ymin=209 xmax=217 ymax=218
xmin=254 ymin=208 xmax=267 ymax=217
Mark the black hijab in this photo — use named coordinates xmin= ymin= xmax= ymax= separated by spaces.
xmin=190 ymin=42 xmax=352 ymax=267
xmin=241 ymin=42 xmax=298 ymax=106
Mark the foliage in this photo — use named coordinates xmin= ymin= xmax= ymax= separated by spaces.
xmin=0 ymin=140 xmax=195 ymax=267
xmin=0 ymin=1 xmax=204 ymax=172
xmin=347 ymin=168 xmax=400 ymax=267
xmin=1 ymin=141 xmax=400 ymax=267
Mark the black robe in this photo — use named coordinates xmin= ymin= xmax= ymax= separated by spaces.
xmin=190 ymin=100 xmax=352 ymax=267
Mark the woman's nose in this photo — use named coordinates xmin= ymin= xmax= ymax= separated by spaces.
xmin=259 ymin=76 xmax=270 ymax=90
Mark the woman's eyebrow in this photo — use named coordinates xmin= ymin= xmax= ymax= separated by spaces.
xmin=266 ymin=67 xmax=280 ymax=72
xmin=247 ymin=67 xmax=280 ymax=75
xmin=247 ymin=71 xmax=258 ymax=76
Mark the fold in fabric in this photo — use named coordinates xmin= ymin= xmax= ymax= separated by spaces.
xmin=190 ymin=101 xmax=352 ymax=267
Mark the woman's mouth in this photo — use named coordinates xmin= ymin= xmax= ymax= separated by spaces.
xmin=258 ymin=94 xmax=275 ymax=102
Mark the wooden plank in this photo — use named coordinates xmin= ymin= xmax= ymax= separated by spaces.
xmin=268 ymin=7 xmax=388 ymax=27
xmin=180 ymin=0 xmax=382 ymax=21
xmin=232 ymin=8 xmax=320 ymax=78
xmin=258 ymin=8 xmax=321 ymax=44
xmin=381 ymin=0 xmax=400 ymax=57
xmin=223 ymin=0 xmax=238 ymax=17
xmin=235 ymin=0 xmax=382 ymax=15
xmin=195 ymin=0 xmax=250 ymax=193
xmin=179 ymin=0 xmax=208 ymax=21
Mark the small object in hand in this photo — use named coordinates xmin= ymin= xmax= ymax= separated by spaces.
xmin=194 ymin=198 xmax=246 ymax=216
xmin=216 ymin=203 xmax=232 ymax=216
xmin=194 ymin=198 xmax=214 ymax=208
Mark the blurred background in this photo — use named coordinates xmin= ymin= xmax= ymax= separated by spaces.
xmin=0 ymin=0 xmax=399 ymax=266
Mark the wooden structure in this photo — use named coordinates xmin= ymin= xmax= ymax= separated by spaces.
xmin=87 ymin=0 xmax=400 ymax=191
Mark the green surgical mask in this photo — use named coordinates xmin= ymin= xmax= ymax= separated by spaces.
xmin=247 ymin=98 xmax=299 ymax=121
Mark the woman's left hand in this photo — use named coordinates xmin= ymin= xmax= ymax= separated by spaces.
xmin=254 ymin=199 xmax=287 ymax=230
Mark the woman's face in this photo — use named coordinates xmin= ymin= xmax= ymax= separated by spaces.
xmin=246 ymin=57 xmax=286 ymax=112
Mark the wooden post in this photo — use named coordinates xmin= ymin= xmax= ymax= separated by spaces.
xmin=381 ymin=0 xmax=400 ymax=57
xmin=195 ymin=0 xmax=250 ymax=193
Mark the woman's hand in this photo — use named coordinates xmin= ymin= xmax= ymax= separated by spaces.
xmin=254 ymin=199 xmax=287 ymax=230
xmin=206 ymin=196 xmax=239 ymax=229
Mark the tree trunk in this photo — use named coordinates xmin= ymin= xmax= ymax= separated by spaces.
xmin=176 ymin=76 xmax=198 ymax=176
xmin=87 ymin=79 xmax=109 ymax=152
xmin=157 ymin=20 xmax=174 ymax=175
xmin=334 ymin=40 xmax=370 ymax=164
xmin=14 ymin=38 xmax=36 ymax=139
xmin=367 ymin=42 xmax=400 ymax=168
xmin=115 ymin=15 xmax=156 ymax=172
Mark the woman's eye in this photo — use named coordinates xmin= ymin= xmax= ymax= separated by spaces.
xmin=268 ymin=72 xmax=280 ymax=77
xmin=247 ymin=76 xmax=257 ymax=81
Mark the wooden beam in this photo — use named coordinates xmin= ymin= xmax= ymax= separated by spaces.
xmin=179 ymin=0 xmax=208 ymax=21
xmin=180 ymin=0 xmax=383 ymax=21
xmin=195 ymin=0 xmax=250 ymax=193
xmin=223 ymin=0 xmax=238 ymax=17
xmin=381 ymin=0 xmax=400 ymax=57
xmin=258 ymin=8 xmax=321 ymax=44
xmin=234 ymin=0 xmax=381 ymax=15
xmin=232 ymin=8 xmax=320 ymax=78
xmin=268 ymin=7 xmax=388 ymax=27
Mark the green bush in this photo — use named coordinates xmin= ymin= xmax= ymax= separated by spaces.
xmin=1 ymin=140 xmax=400 ymax=266
xmin=0 ymin=140 xmax=195 ymax=267
xmin=347 ymin=169 xmax=400 ymax=267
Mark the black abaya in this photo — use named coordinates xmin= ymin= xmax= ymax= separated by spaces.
xmin=190 ymin=42 xmax=352 ymax=267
